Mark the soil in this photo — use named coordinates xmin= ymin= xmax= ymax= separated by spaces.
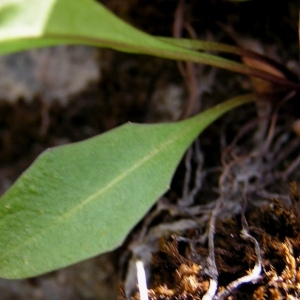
xmin=0 ymin=1 xmax=299 ymax=299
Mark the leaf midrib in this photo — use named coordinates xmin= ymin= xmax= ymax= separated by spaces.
xmin=0 ymin=121 xmax=194 ymax=261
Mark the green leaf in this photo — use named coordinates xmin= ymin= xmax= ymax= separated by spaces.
xmin=0 ymin=95 xmax=254 ymax=279
xmin=0 ymin=0 xmax=296 ymax=90
xmin=157 ymin=37 xmax=242 ymax=55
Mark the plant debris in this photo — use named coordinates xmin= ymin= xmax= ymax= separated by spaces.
xmin=125 ymin=182 xmax=300 ymax=300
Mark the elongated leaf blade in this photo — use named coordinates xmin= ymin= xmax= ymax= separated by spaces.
xmin=0 ymin=0 xmax=241 ymax=71
xmin=0 ymin=95 xmax=253 ymax=279
xmin=0 ymin=0 xmax=294 ymax=90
